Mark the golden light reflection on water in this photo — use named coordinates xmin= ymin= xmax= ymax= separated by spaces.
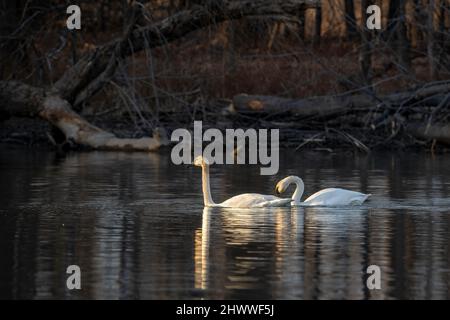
xmin=194 ymin=208 xmax=210 ymax=290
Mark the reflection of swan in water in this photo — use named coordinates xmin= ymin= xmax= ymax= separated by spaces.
xmin=194 ymin=207 xmax=211 ymax=290
xmin=276 ymin=176 xmax=371 ymax=206
xmin=219 ymin=207 xmax=294 ymax=293
xmin=299 ymin=206 xmax=371 ymax=299
xmin=220 ymin=207 xmax=284 ymax=244
xmin=194 ymin=156 xmax=291 ymax=208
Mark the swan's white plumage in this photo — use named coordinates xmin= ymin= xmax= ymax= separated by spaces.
xmin=194 ymin=156 xmax=290 ymax=208
xmin=276 ymin=176 xmax=371 ymax=206
xmin=302 ymin=188 xmax=371 ymax=206
xmin=219 ymin=193 xmax=291 ymax=208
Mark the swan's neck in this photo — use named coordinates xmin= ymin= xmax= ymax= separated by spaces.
xmin=201 ymin=164 xmax=215 ymax=207
xmin=291 ymin=178 xmax=305 ymax=204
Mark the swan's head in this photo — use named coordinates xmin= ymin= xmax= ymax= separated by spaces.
xmin=275 ymin=178 xmax=289 ymax=194
xmin=194 ymin=155 xmax=210 ymax=167
xmin=275 ymin=175 xmax=302 ymax=194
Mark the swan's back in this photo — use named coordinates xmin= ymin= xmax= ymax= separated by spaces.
xmin=220 ymin=193 xmax=291 ymax=208
xmin=303 ymin=188 xmax=370 ymax=206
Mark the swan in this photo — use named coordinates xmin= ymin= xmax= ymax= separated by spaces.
xmin=194 ymin=156 xmax=291 ymax=208
xmin=275 ymin=175 xmax=371 ymax=206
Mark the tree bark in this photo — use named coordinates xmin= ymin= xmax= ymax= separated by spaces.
xmin=344 ymin=0 xmax=357 ymax=40
xmin=427 ymin=0 xmax=438 ymax=79
xmin=397 ymin=0 xmax=411 ymax=71
xmin=313 ymin=4 xmax=322 ymax=45
xmin=411 ymin=0 xmax=425 ymax=47
xmin=298 ymin=8 xmax=306 ymax=40
xmin=387 ymin=0 xmax=400 ymax=36
xmin=438 ymin=0 xmax=450 ymax=70
xmin=386 ymin=0 xmax=411 ymax=72
xmin=359 ymin=0 xmax=373 ymax=85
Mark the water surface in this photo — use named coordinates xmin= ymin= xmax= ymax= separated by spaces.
xmin=0 ymin=146 xmax=449 ymax=299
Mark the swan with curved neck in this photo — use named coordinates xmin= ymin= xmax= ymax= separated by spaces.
xmin=194 ymin=156 xmax=291 ymax=208
xmin=276 ymin=175 xmax=371 ymax=206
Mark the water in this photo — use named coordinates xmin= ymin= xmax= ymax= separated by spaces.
xmin=0 ymin=145 xmax=449 ymax=299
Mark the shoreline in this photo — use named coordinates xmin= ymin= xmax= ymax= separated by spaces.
xmin=1 ymin=116 xmax=448 ymax=154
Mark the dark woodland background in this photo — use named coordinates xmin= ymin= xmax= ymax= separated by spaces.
xmin=0 ymin=0 xmax=449 ymax=151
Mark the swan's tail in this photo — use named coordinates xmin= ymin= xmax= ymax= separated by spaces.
xmin=349 ymin=193 xmax=371 ymax=205
xmin=362 ymin=193 xmax=372 ymax=203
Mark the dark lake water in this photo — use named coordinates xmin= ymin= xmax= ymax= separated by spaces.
xmin=0 ymin=145 xmax=449 ymax=299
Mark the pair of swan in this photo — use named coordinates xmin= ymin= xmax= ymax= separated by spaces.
xmin=194 ymin=156 xmax=371 ymax=208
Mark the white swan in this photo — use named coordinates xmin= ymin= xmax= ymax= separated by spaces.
xmin=194 ymin=156 xmax=291 ymax=208
xmin=275 ymin=175 xmax=371 ymax=206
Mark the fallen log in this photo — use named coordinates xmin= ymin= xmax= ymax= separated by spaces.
xmin=230 ymin=81 xmax=450 ymax=118
xmin=0 ymin=81 xmax=166 ymax=151
xmin=231 ymin=93 xmax=375 ymax=118
xmin=408 ymin=123 xmax=450 ymax=145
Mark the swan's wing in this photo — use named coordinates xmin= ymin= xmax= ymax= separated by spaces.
xmin=257 ymin=198 xmax=292 ymax=207
xmin=304 ymin=188 xmax=370 ymax=206
xmin=220 ymin=193 xmax=290 ymax=208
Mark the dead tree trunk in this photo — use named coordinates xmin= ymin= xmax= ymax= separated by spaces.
xmin=359 ymin=0 xmax=373 ymax=85
xmin=411 ymin=0 xmax=425 ymax=47
xmin=386 ymin=0 xmax=411 ymax=72
xmin=438 ymin=0 xmax=450 ymax=70
xmin=344 ymin=0 xmax=358 ymax=40
xmin=397 ymin=0 xmax=411 ymax=72
xmin=0 ymin=0 xmax=316 ymax=151
xmin=427 ymin=0 xmax=438 ymax=79
xmin=298 ymin=8 xmax=306 ymax=40
xmin=313 ymin=4 xmax=322 ymax=45
xmin=387 ymin=0 xmax=400 ymax=36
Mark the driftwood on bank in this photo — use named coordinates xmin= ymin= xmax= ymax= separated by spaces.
xmin=0 ymin=81 xmax=166 ymax=150
xmin=408 ymin=124 xmax=450 ymax=145
xmin=231 ymin=81 xmax=450 ymax=118
xmin=0 ymin=0 xmax=316 ymax=151
xmin=230 ymin=81 xmax=450 ymax=146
